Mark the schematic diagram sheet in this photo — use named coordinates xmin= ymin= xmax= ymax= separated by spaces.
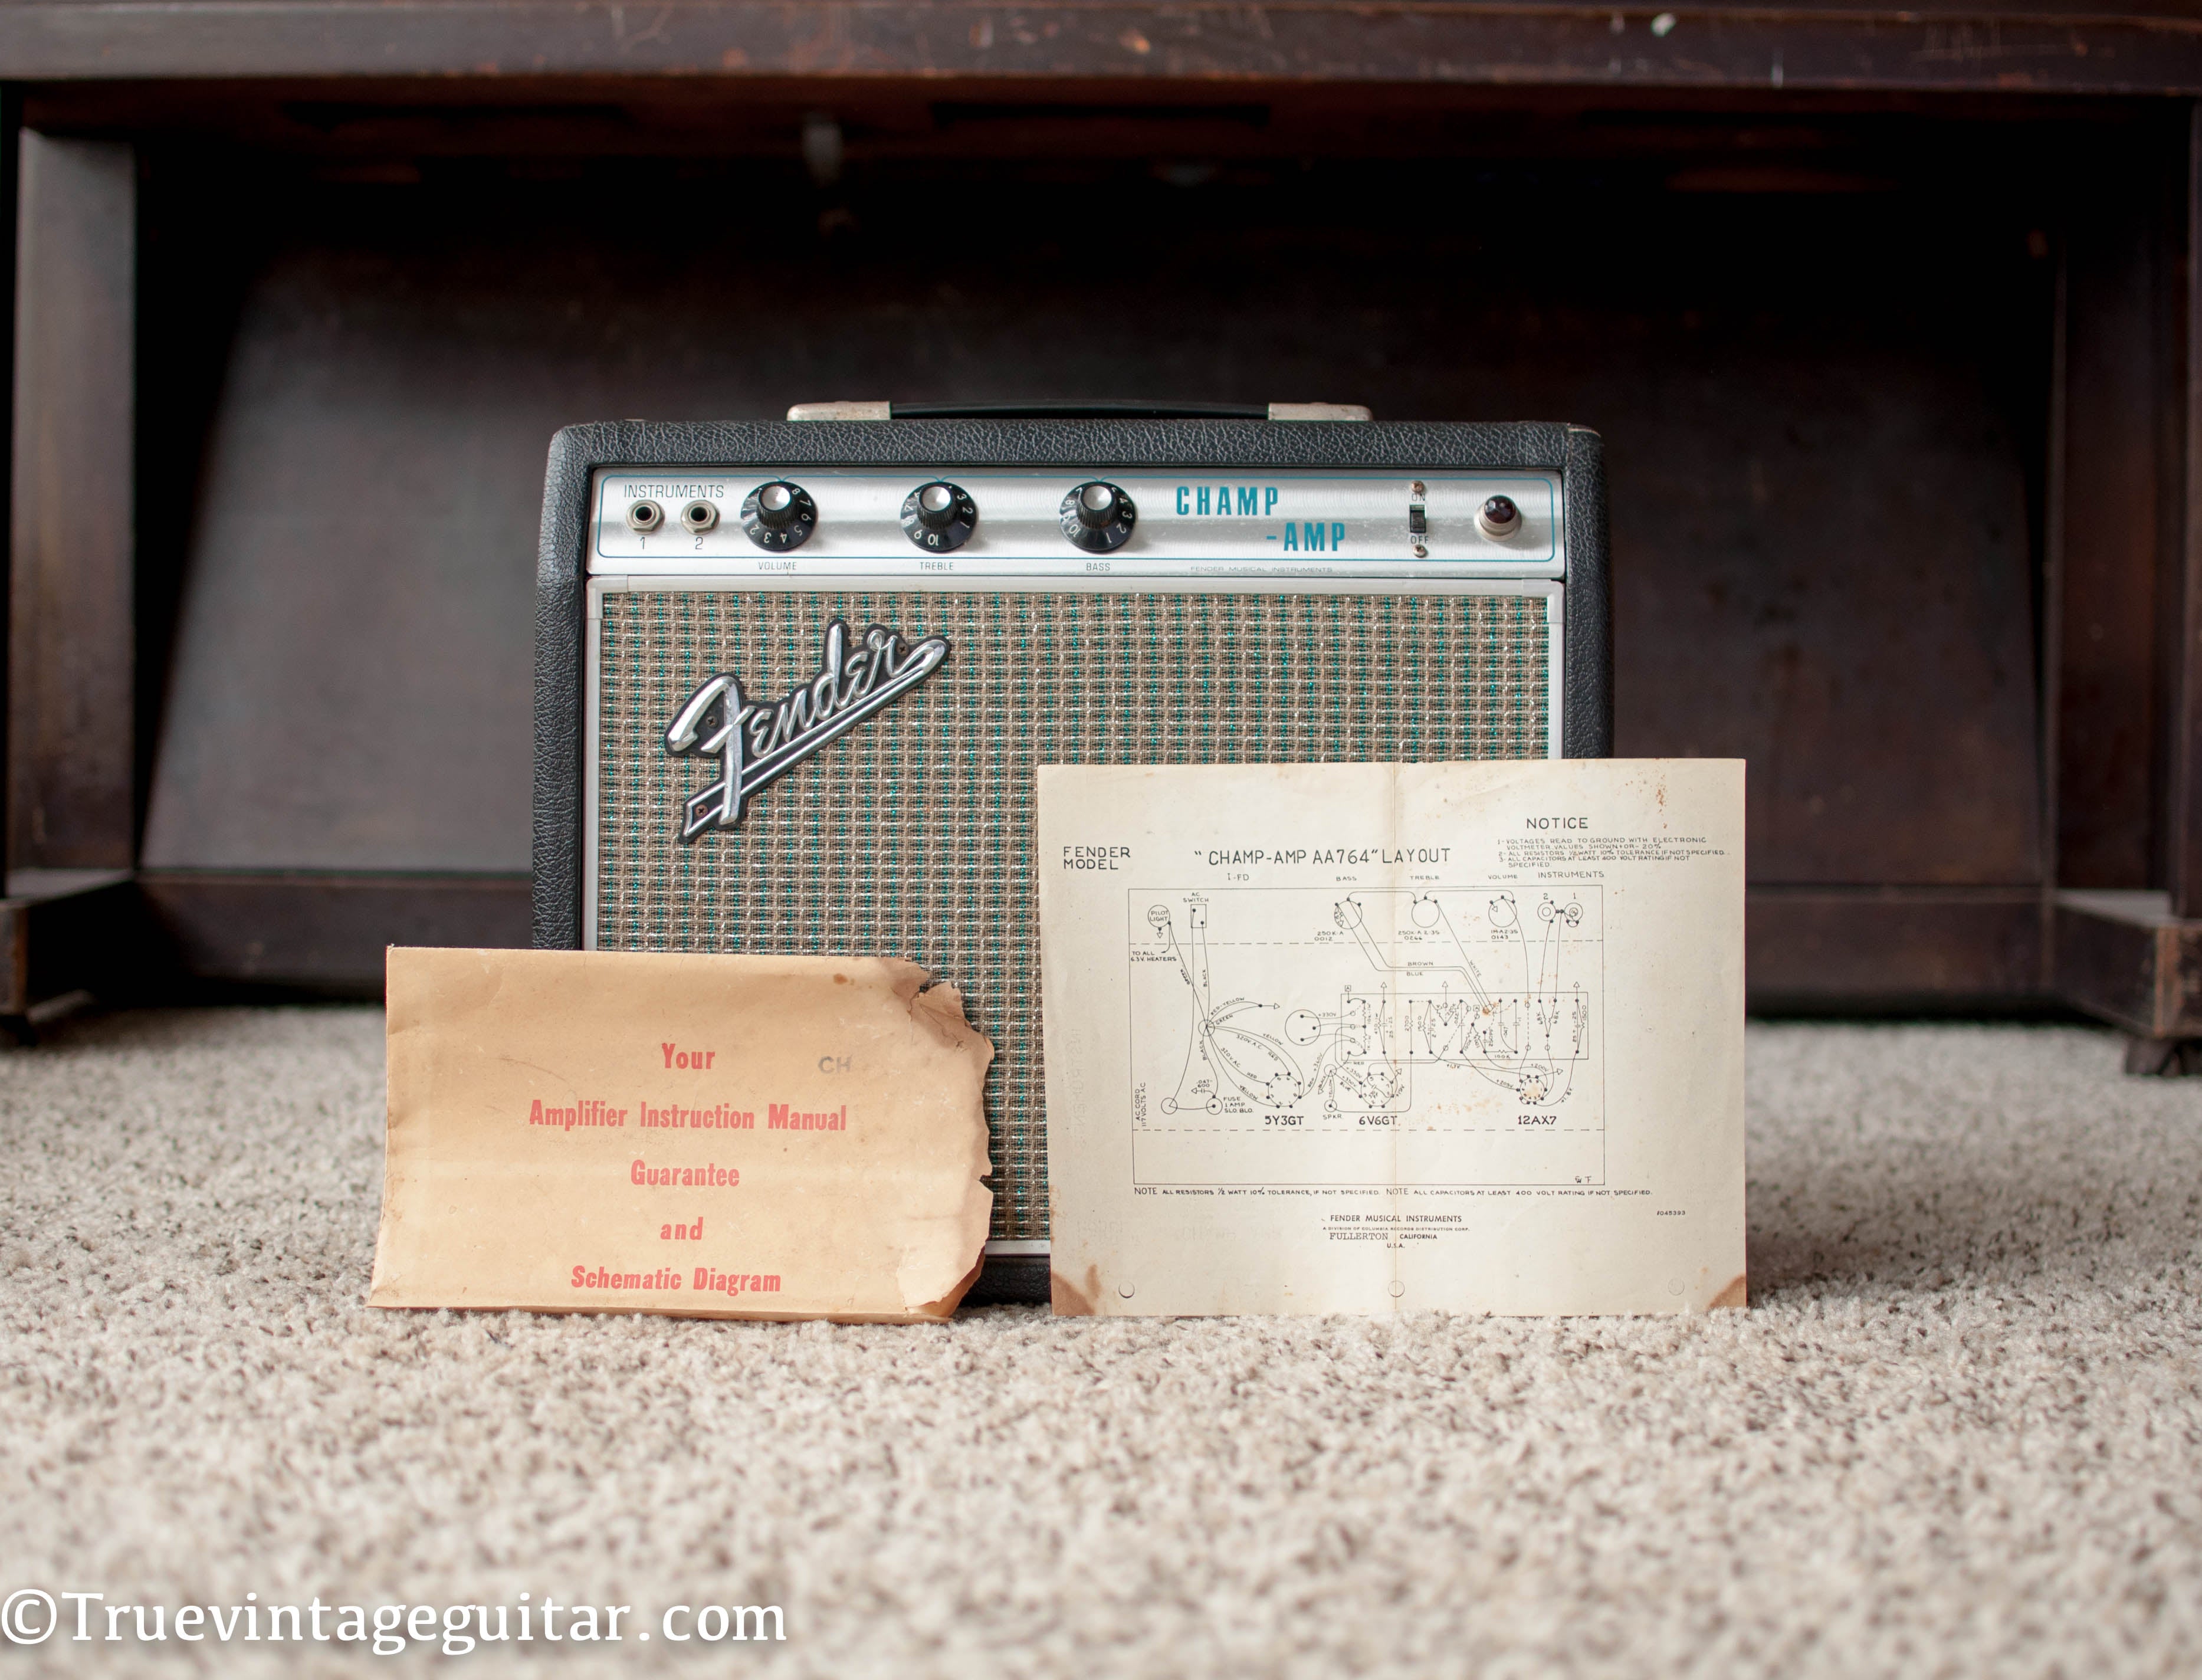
xmin=1038 ymin=760 xmax=1744 ymax=1318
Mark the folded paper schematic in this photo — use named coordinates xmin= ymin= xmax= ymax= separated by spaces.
xmin=1038 ymin=758 xmax=1746 ymax=1318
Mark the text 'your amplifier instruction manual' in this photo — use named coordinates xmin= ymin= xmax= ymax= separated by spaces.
xmin=1038 ymin=760 xmax=1745 ymax=1318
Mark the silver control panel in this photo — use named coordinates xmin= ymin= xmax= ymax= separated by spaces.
xmin=589 ymin=468 xmax=1564 ymax=582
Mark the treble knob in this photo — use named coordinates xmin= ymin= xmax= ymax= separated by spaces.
xmin=901 ymin=480 xmax=977 ymax=553
xmin=741 ymin=480 xmax=816 ymax=551
xmin=1061 ymin=480 xmax=1137 ymax=553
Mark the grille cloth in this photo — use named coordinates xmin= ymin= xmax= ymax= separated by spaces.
xmin=595 ymin=590 xmax=1553 ymax=1241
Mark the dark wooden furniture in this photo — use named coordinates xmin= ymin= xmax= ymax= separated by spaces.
xmin=5 ymin=2 xmax=2201 ymax=1046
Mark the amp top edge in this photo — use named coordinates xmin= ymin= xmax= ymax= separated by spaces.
xmin=783 ymin=400 xmax=1374 ymax=423
xmin=546 ymin=418 xmax=1587 ymax=480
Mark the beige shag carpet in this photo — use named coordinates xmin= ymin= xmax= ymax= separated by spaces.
xmin=1 ymin=1008 xmax=2199 ymax=1678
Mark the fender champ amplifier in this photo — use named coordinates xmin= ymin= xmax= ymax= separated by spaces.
xmin=534 ymin=408 xmax=1612 ymax=1301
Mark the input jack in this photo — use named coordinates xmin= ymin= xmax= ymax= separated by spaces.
xmin=680 ymin=500 xmax=720 ymax=534
xmin=626 ymin=498 xmax=665 ymax=533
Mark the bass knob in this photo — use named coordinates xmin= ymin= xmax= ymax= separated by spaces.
xmin=901 ymin=480 xmax=978 ymax=553
xmin=741 ymin=480 xmax=817 ymax=551
xmin=1061 ymin=480 xmax=1136 ymax=553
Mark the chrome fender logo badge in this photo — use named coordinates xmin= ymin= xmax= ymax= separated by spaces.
xmin=664 ymin=618 xmax=950 ymax=839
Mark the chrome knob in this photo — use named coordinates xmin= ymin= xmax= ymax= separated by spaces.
xmin=741 ymin=481 xmax=816 ymax=551
xmin=901 ymin=480 xmax=977 ymax=552
xmin=1062 ymin=480 xmax=1136 ymax=553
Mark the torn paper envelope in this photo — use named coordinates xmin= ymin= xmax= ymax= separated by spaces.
xmin=1039 ymin=760 xmax=1745 ymax=1318
xmin=370 ymin=948 xmax=993 ymax=1323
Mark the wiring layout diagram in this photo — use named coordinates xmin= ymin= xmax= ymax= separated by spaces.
xmin=1125 ymin=885 xmax=1604 ymax=1187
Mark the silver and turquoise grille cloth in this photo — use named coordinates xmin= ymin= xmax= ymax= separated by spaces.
xmin=595 ymin=590 xmax=1553 ymax=1241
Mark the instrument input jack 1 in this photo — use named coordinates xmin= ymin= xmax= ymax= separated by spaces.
xmin=626 ymin=499 xmax=665 ymax=533
xmin=680 ymin=500 xmax=720 ymax=534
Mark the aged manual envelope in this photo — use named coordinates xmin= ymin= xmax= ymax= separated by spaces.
xmin=370 ymin=948 xmax=994 ymax=1323
xmin=1039 ymin=760 xmax=1744 ymax=1318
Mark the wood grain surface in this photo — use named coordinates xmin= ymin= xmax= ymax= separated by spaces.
xmin=1 ymin=1 xmax=2199 ymax=92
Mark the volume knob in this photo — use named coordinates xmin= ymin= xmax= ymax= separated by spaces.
xmin=901 ymin=480 xmax=977 ymax=553
xmin=741 ymin=480 xmax=816 ymax=551
xmin=1061 ymin=480 xmax=1136 ymax=553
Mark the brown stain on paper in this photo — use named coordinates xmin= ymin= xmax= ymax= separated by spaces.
xmin=1051 ymin=1263 xmax=1101 ymax=1316
xmin=1708 ymin=1272 xmax=1748 ymax=1310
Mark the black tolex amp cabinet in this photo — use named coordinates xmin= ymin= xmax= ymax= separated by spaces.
xmin=534 ymin=405 xmax=1612 ymax=1301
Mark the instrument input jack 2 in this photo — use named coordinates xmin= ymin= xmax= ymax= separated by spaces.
xmin=626 ymin=498 xmax=665 ymax=533
xmin=680 ymin=500 xmax=720 ymax=534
